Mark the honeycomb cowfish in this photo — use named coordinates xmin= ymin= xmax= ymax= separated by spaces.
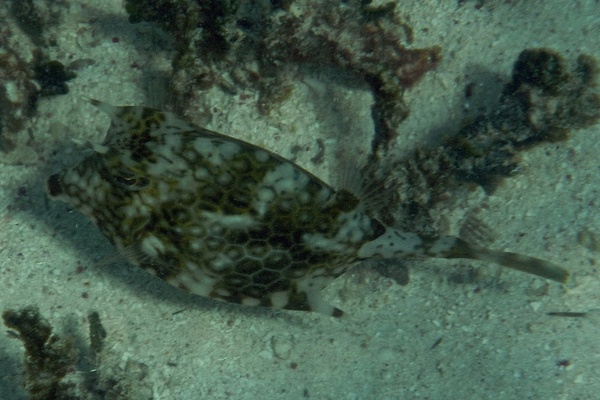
xmin=46 ymin=100 xmax=569 ymax=316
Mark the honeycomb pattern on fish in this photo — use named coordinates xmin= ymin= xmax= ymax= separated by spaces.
xmin=46 ymin=100 xmax=569 ymax=316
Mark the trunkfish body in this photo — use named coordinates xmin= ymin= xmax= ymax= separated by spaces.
xmin=46 ymin=100 xmax=569 ymax=316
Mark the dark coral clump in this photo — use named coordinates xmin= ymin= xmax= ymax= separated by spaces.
xmin=33 ymin=59 xmax=77 ymax=97
xmin=450 ymin=49 xmax=599 ymax=190
xmin=372 ymin=49 xmax=600 ymax=233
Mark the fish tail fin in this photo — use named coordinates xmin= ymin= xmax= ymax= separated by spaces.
xmin=360 ymin=228 xmax=569 ymax=283
xmin=467 ymin=245 xmax=569 ymax=283
xmin=438 ymin=236 xmax=569 ymax=283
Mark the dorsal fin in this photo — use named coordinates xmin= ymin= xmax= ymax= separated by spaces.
xmin=85 ymin=98 xmax=201 ymax=147
xmin=85 ymin=97 xmax=134 ymax=150
xmin=85 ymin=97 xmax=122 ymax=120
xmin=335 ymin=156 xmax=400 ymax=216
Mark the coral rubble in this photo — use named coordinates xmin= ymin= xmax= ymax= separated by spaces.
xmin=0 ymin=45 xmax=38 ymax=153
xmin=2 ymin=306 xmax=78 ymax=400
xmin=125 ymin=0 xmax=440 ymax=154
xmin=3 ymin=306 xmax=154 ymax=399
xmin=0 ymin=2 xmax=75 ymax=161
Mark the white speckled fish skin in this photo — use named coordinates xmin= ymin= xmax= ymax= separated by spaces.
xmin=46 ymin=100 xmax=569 ymax=316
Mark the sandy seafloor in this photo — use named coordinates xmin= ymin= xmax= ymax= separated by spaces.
xmin=1 ymin=1 xmax=599 ymax=399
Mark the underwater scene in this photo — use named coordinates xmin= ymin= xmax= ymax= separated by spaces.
xmin=0 ymin=1 xmax=599 ymax=399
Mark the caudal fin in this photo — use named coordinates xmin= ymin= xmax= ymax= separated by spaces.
xmin=440 ymin=236 xmax=569 ymax=283
xmin=430 ymin=218 xmax=571 ymax=282
xmin=358 ymin=228 xmax=569 ymax=283
xmin=469 ymin=246 xmax=569 ymax=283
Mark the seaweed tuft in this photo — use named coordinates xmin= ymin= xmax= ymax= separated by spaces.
xmin=3 ymin=306 xmax=78 ymax=400
xmin=4 ymin=306 xmax=155 ymax=399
